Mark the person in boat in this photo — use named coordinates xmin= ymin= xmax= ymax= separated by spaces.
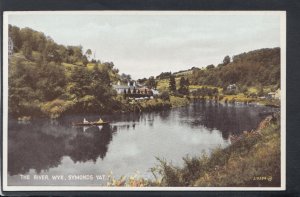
xmin=83 ymin=118 xmax=89 ymax=124
xmin=97 ymin=118 xmax=104 ymax=124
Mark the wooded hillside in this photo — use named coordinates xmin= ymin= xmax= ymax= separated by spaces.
xmin=188 ymin=48 xmax=280 ymax=89
xmin=8 ymin=25 xmax=121 ymax=118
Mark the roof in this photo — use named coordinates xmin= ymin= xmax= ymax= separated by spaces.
xmin=112 ymin=85 xmax=129 ymax=89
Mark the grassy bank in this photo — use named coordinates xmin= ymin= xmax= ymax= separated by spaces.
xmin=107 ymin=113 xmax=281 ymax=187
xmin=121 ymin=96 xmax=190 ymax=113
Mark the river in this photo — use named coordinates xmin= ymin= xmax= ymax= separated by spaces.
xmin=7 ymin=101 xmax=277 ymax=186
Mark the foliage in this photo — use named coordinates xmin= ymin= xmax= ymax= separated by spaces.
xmin=191 ymin=87 xmax=218 ymax=98
xmin=169 ymin=96 xmax=189 ymax=107
xmin=8 ymin=25 xmax=121 ymax=118
xmin=206 ymin=64 xmax=215 ymax=70
xmin=159 ymin=91 xmax=170 ymax=101
xmin=178 ymin=77 xmax=190 ymax=95
xmin=146 ymin=76 xmax=157 ymax=89
xmin=156 ymin=72 xmax=172 ymax=80
xmin=189 ymin=48 xmax=280 ymax=88
xmin=9 ymin=25 xmax=87 ymax=66
xmin=169 ymin=75 xmax=176 ymax=93
xmin=120 ymin=73 xmax=131 ymax=84
xmin=40 ymin=99 xmax=74 ymax=119
xmin=223 ymin=55 xmax=231 ymax=65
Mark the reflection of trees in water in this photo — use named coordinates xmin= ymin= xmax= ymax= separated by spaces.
xmin=181 ymin=101 xmax=265 ymax=140
xmin=67 ymin=125 xmax=116 ymax=163
xmin=8 ymin=122 xmax=116 ymax=176
xmin=158 ymin=110 xmax=171 ymax=121
xmin=8 ymin=123 xmax=65 ymax=176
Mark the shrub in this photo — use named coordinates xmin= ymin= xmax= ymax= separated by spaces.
xmin=159 ymin=91 xmax=170 ymax=101
xmin=41 ymin=99 xmax=74 ymax=118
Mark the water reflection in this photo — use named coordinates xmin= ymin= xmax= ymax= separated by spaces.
xmin=67 ymin=125 xmax=116 ymax=163
xmin=8 ymin=102 xmax=277 ymax=184
xmin=8 ymin=122 xmax=116 ymax=176
xmin=177 ymin=101 xmax=277 ymax=139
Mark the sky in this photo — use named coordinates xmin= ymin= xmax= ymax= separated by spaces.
xmin=7 ymin=12 xmax=282 ymax=79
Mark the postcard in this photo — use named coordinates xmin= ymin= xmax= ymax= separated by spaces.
xmin=2 ymin=11 xmax=286 ymax=191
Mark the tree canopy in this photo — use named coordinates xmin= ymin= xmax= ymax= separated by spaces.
xmin=8 ymin=25 xmax=121 ymax=118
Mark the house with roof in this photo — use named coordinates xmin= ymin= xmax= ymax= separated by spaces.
xmin=112 ymin=81 xmax=136 ymax=94
xmin=113 ymin=80 xmax=159 ymax=99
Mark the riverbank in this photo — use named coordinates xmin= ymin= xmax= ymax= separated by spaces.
xmin=106 ymin=112 xmax=281 ymax=187
xmin=136 ymin=96 xmax=189 ymax=111
xmin=190 ymin=94 xmax=280 ymax=108
xmin=16 ymin=94 xmax=278 ymax=120
xmin=14 ymin=95 xmax=190 ymax=120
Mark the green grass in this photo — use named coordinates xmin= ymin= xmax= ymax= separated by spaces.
xmin=169 ymin=96 xmax=189 ymax=107
xmin=156 ymin=79 xmax=169 ymax=92
xmin=189 ymin=85 xmax=223 ymax=92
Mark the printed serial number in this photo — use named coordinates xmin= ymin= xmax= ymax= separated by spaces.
xmin=253 ymin=176 xmax=272 ymax=182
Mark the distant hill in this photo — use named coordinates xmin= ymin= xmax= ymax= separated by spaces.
xmin=180 ymin=48 xmax=280 ymax=89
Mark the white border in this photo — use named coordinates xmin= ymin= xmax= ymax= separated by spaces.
xmin=2 ymin=11 xmax=286 ymax=191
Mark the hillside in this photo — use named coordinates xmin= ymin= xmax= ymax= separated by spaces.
xmin=188 ymin=48 xmax=280 ymax=89
xmin=153 ymin=48 xmax=280 ymax=97
xmin=8 ymin=25 xmax=121 ymax=118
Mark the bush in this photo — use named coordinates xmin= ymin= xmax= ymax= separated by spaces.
xmin=41 ymin=99 xmax=74 ymax=118
xmin=159 ymin=91 xmax=170 ymax=101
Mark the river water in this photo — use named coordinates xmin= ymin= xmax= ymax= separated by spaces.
xmin=7 ymin=101 xmax=277 ymax=186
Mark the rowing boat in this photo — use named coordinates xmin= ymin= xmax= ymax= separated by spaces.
xmin=72 ymin=121 xmax=110 ymax=126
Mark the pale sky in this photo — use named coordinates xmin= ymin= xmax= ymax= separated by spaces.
xmin=7 ymin=12 xmax=281 ymax=79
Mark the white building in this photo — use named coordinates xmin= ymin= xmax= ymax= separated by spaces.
xmin=151 ymin=89 xmax=159 ymax=95
xmin=112 ymin=81 xmax=136 ymax=94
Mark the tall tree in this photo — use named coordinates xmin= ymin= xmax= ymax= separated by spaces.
xmin=169 ymin=75 xmax=176 ymax=93
xmin=223 ymin=55 xmax=231 ymax=65
xmin=85 ymin=49 xmax=92 ymax=59
xmin=9 ymin=25 xmax=22 ymax=52
xmin=178 ymin=77 xmax=189 ymax=95
xmin=146 ymin=76 xmax=156 ymax=89
xmin=21 ymin=41 xmax=32 ymax=59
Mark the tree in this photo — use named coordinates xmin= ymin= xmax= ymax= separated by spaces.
xmin=120 ymin=73 xmax=131 ymax=84
xmin=146 ymin=76 xmax=156 ymax=89
xmin=159 ymin=91 xmax=170 ymax=101
xmin=223 ymin=55 xmax=231 ymax=65
xmin=156 ymin=72 xmax=172 ymax=80
xmin=206 ymin=64 xmax=215 ymax=70
xmin=85 ymin=49 xmax=92 ymax=59
xmin=178 ymin=77 xmax=189 ymax=95
xmin=137 ymin=77 xmax=147 ymax=84
xmin=36 ymin=62 xmax=66 ymax=100
xmin=179 ymin=77 xmax=184 ymax=87
xmin=9 ymin=25 xmax=22 ymax=52
xmin=21 ymin=41 xmax=32 ymax=59
xmin=185 ymin=78 xmax=190 ymax=86
xmin=169 ymin=75 xmax=176 ymax=93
